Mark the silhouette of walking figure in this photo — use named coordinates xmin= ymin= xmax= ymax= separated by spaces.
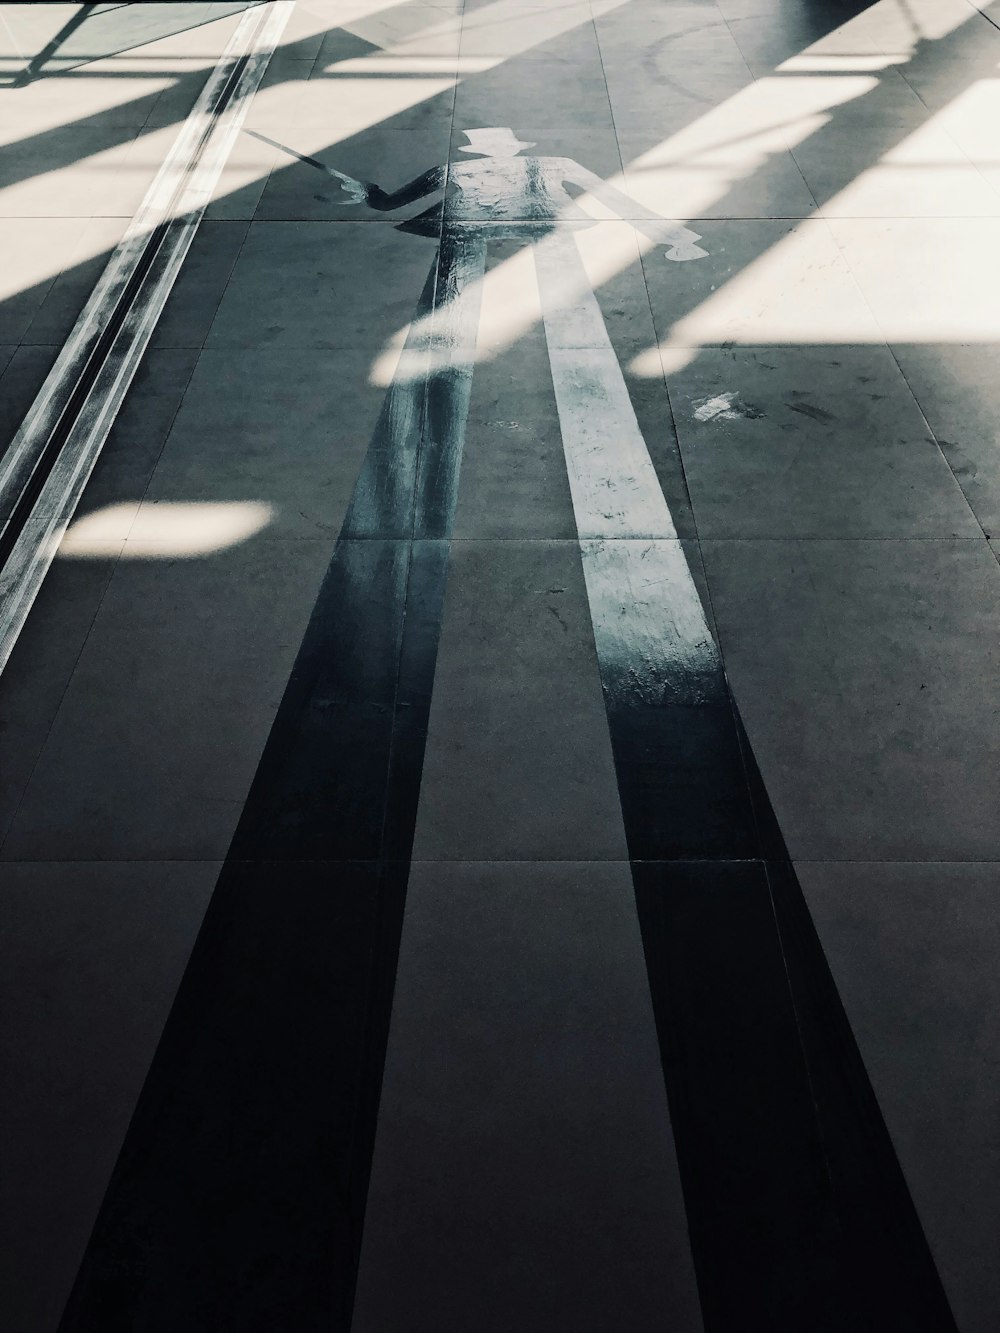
xmin=249 ymin=124 xmax=706 ymax=532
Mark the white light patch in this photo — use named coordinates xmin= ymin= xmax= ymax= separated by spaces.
xmin=0 ymin=117 xmax=198 ymax=216
xmin=325 ymin=56 xmax=496 ymax=75
xmin=0 ymin=215 xmax=125 ymax=307
xmin=882 ymin=0 xmax=985 ymax=42
xmin=778 ymin=54 xmax=907 ymax=72
xmin=0 ymin=75 xmax=174 ymax=144
xmin=829 ymin=215 xmax=1000 ymax=342
xmin=817 ymin=117 xmax=1000 ymax=218
xmin=793 ymin=0 xmax=971 ymax=56
xmin=636 ymin=346 xmax=699 ymax=376
xmin=618 ymin=74 xmax=880 ymax=220
xmin=61 ymin=501 xmax=273 ymax=558
xmin=670 ymin=220 xmax=885 ymax=350
xmin=933 ymin=78 xmax=1000 ymax=193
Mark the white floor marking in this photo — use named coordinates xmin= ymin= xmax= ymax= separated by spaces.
xmin=535 ymin=228 xmax=723 ymax=702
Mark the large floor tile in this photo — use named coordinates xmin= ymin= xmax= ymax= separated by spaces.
xmin=795 ymin=119 xmax=1000 ymax=220
xmin=592 ymin=0 xmax=730 ymax=51
xmin=0 ymin=859 xmax=218 ymax=1333
xmin=245 ymin=55 xmax=456 ymax=141
xmin=150 ymin=219 xmax=250 ymax=349
xmin=454 ymin=52 xmax=616 ymax=145
xmin=0 ymin=71 xmax=165 ymax=137
xmin=320 ymin=0 xmax=463 ymax=63
xmin=0 ymin=122 xmax=159 ymax=216
xmin=640 ymin=218 xmax=884 ymax=355
xmin=355 ymin=859 xmax=703 ymax=1333
xmin=596 ymin=5 xmax=752 ymax=124
xmin=720 ymin=13 xmax=857 ymax=78
xmin=0 ymin=216 xmax=95 ymax=342
xmin=204 ymin=220 xmax=438 ymax=350
xmin=255 ymin=125 xmax=451 ymax=221
xmin=927 ymin=73 xmax=1000 ymax=201
xmin=458 ymin=2 xmax=596 ymax=61
xmin=21 ymin=215 xmax=127 ymax=346
xmin=0 ymin=342 xmax=57 ymax=461
xmin=896 ymin=50 xmax=1000 ymax=116
xmin=829 ymin=218 xmax=1000 ymax=347
xmin=453 ymin=317 xmax=578 ymax=539
xmin=0 ymin=550 xmax=121 ymax=844
xmin=891 ymin=342 xmax=1000 ymax=537
xmin=135 ymin=347 xmax=390 ymax=540
xmin=617 ymin=122 xmax=817 ymax=222
xmin=412 ymin=539 xmax=629 ymax=861
xmin=800 ymin=860 xmax=1000 ymax=1333
xmin=2 ymin=538 xmax=336 ymax=862
xmin=68 ymin=347 xmax=202 ymax=526
xmin=1 ymin=1 xmax=250 ymax=93
xmin=666 ymin=343 xmax=979 ymax=538
xmin=701 ymin=537 xmax=1000 ymax=861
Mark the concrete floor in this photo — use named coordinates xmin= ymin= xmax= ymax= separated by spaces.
xmin=2 ymin=0 xmax=1000 ymax=1329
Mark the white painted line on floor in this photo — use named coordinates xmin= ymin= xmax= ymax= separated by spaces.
xmin=0 ymin=0 xmax=295 ymax=676
xmin=535 ymin=228 xmax=723 ymax=699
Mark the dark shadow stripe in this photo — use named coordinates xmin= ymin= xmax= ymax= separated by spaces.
xmin=766 ymin=853 xmax=957 ymax=1331
xmin=10 ymin=4 xmax=99 ymax=88
xmin=734 ymin=714 xmax=956 ymax=1328
xmin=60 ymin=236 xmax=485 ymax=1332
xmin=235 ymin=536 xmax=413 ymax=861
xmin=616 ymin=694 xmax=957 ymax=1329
xmin=57 ymin=859 xmax=397 ymax=1333
xmin=633 ymin=858 xmax=848 ymax=1332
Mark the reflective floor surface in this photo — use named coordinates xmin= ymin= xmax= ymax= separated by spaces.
xmin=2 ymin=1 xmax=1000 ymax=1330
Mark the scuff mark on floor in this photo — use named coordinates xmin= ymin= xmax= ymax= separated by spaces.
xmin=786 ymin=400 xmax=836 ymax=423
xmin=692 ymin=391 xmax=764 ymax=422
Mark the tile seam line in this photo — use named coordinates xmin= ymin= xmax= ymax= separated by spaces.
xmin=879 ymin=355 xmax=995 ymax=546
xmin=4 ymin=856 xmax=1000 ymax=866
xmin=140 ymin=535 xmax=998 ymax=542
xmin=0 ymin=537 xmax=126 ymax=862
xmin=154 ymin=215 xmax=255 ymax=497
xmin=0 ymin=1 xmax=295 ymax=681
xmin=16 ymin=533 xmax=986 ymax=547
